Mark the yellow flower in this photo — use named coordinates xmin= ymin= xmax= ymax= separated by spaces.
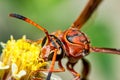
xmin=0 ymin=61 xmax=9 ymax=69
xmin=0 ymin=36 xmax=48 ymax=80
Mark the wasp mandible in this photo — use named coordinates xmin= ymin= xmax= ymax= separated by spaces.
xmin=9 ymin=0 xmax=120 ymax=80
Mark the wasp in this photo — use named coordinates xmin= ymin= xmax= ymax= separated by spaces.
xmin=9 ymin=0 xmax=120 ymax=80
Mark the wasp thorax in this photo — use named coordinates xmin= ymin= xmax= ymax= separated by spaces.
xmin=63 ymin=28 xmax=90 ymax=58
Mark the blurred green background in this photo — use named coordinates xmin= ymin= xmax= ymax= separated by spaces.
xmin=0 ymin=0 xmax=120 ymax=80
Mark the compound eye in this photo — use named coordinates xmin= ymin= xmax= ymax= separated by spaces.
xmin=41 ymin=36 xmax=47 ymax=47
xmin=47 ymin=50 xmax=54 ymax=60
xmin=48 ymin=47 xmax=64 ymax=61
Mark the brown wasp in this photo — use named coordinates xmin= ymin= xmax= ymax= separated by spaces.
xmin=9 ymin=0 xmax=120 ymax=80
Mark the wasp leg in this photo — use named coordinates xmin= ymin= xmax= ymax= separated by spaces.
xmin=31 ymin=78 xmax=43 ymax=80
xmin=91 ymin=47 xmax=120 ymax=55
xmin=29 ymin=71 xmax=47 ymax=80
xmin=66 ymin=62 xmax=80 ymax=80
xmin=33 ymin=60 xmax=65 ymax=80
xmin=46 ymin=60 xmax=65 ymax=80
xmin=35 ymin=60 xmax=65 ymax=72
xmin=58 ymin=60 xmax=65 ymax=71
xmin=46 ymin=49 xmax=65 ymax=80
xmin=46 ymin=49 xmax=58 ymax=80
xmin=81 ymin=58 xmax=90 ymax=80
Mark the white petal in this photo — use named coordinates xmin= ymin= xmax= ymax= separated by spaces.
xmin=11 ymin=63 xmax=26 ymax=79
xmin=14 ymin=70 xmax=26 ymax=79
xmin=0 ymin=61 xmax=9 ymax=69
xmin=22 ymin=35 xmax=26 ymax=40
xmin=10 ymin=35 xmax=14 ymax=40
xmin=11 ymin=63 xmax=18 ymax=74
xmin=0 ymin=42 xmax=6 ymax=48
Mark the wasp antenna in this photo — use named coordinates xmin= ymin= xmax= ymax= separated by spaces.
xmin=9 ymin=13 xmax=50 ymax=41
xmin=10 ymin=13 xmax=27 ymax=21
xmin=71 ymin=0 xmax=102 ymax=29
xmin=91 ymin=47 xmax=120 ymax=55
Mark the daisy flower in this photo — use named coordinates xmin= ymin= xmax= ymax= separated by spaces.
xmin=0 ymin=36 xmax=48 ymax=80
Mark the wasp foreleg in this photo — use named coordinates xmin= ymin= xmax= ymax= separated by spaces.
xmin=66 ymin=61 xmax=80 ymax=80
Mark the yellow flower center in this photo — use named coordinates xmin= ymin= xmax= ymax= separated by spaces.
xmin=0 ymin=36 xmax=48 ymax=80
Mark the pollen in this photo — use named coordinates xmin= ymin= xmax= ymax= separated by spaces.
xmin=0 ymin=36 xmax=48 ymax=80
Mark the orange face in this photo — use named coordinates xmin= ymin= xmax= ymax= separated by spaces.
xmin=41 ymin=35 xmax=65 ymax=61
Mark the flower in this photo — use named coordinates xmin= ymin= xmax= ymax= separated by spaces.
xmin=0 ymin=36 xmax=48 ymax=80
